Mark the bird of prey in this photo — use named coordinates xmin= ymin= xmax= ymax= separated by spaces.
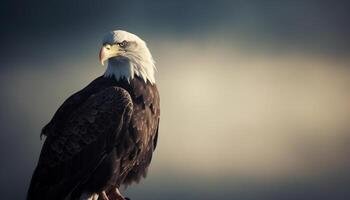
xmin=27 ymin=30 xmax=160 ymax=200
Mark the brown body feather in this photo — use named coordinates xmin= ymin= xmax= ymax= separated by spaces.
xmin=27 ymin=76 xmax=160 ymax=200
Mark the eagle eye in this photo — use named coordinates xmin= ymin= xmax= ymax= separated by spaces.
xmin=119 ymin=40 xmax=128 ymax=48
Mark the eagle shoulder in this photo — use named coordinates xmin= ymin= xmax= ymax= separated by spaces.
xmin=40 ymin=77 xmax=108 ymax=138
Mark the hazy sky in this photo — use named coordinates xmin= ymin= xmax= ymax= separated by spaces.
xmin=1 ymin=1 xmax=350 ymax=199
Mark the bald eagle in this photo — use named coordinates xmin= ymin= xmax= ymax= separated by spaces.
xmin=27 ymin=30 xmax=160 ymax=200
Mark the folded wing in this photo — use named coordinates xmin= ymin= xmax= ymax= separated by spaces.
xmin=27 ymin=87 xmax=133 ymax=200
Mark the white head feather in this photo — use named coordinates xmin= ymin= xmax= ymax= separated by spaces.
xmin=100 ymin=30 xmax=156 ymax=84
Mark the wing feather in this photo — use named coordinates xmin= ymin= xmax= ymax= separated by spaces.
xmin=27 ymin=87 xmax=133 ymax=200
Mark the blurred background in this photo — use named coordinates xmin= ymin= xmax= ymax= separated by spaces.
xmin=1 ymin=0 xmax=350 ymax=199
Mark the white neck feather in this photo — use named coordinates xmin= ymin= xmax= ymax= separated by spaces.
xmin=104 ymin=57 xmax=156 ymax=84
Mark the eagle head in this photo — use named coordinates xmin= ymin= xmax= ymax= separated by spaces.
xmin=99 ymin=30 xmax=156 ymax=84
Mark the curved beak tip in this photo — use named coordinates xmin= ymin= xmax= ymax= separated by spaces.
xmin=99 ymin=44 xmax=121 ymax=66
xmin=99 ymin=48 xmax=105 ymax=66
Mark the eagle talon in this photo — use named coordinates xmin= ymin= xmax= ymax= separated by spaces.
xmin=99 ymin=191 xmax=109 ymax=200
xmin=105 ymin=188 xmax=128 ymax=200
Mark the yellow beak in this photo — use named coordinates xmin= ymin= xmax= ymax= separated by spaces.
xmin=99 ymin=44 xmax=122 ymax=66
